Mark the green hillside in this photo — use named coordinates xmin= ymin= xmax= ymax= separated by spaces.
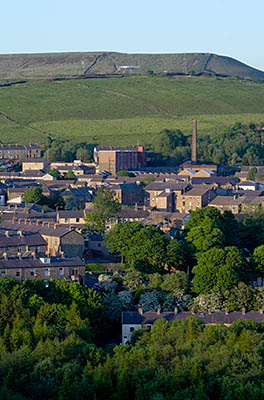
xmin=1 ymin=52 xmax=264 ymax=79
xmin=0 ymin=75 xmax=264 ymax=146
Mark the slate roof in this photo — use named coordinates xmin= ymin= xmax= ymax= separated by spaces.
xmin=0 ymin=221 xmax=76 ymax=238
xmin=0 ymin=145 xmax=39 ymax=150
xmin=191 ymin=177 xmax=237 ymax=186
xmin=157 ymin=191 xmax=173 ymax=198
xmin=57 ymin=210 xmax=85 ymax=219
xmin=145 ymin=182 xmax=189 ymax=191
xmin=209 ymin=195 xmax=246 ymax=206
xmin=0 ymin=233 xmax=47 ymax=247
xmin=182 ymin=186 xmax=213 ymax=196
xmin=122 ymin=311 xmax=264 ymax=325
xmin=0 ymin=256 xmax=84 ymax=269
xmin=117 ymin=208 xmax=149 ymax=219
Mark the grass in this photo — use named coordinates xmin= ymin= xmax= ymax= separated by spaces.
xmin=0 ymin=76 xmax=263 ymax=146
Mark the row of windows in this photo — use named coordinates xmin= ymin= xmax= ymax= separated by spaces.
xmin=4 ymin=246 xmax=40 ymax=253
xmin=1 ymin=268 xmax=64 ymax=277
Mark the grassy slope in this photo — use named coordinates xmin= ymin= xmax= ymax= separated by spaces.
xmin=0 ymin=76 xmax=263 ymax=146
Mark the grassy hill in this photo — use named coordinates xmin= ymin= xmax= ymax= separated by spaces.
xmin=1 ymin=52 xmax=264 ymax=80
xmin=0 ymin=75 xmax=264 ymax=146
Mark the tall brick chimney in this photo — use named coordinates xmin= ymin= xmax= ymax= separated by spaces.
xmin=191 ymin=119 xmax=197 ymax=163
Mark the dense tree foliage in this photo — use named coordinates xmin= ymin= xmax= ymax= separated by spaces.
xmin=44 ymin=138 xmax=93 ymax=163
xmin=150 ymin=122 xmax=264 ymax=166
xmin=2 ymin=290 xmax=264 ymax=400
xmin=84 ymin=187 xmax=121 ymax=232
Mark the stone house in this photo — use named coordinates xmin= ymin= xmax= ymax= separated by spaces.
xmin=177 ymin=186 xmax=216 ymax=213
xmin=109 ymin=183 xmax=145 ymax=206
xmin=208 ymin=195 xmax=246 ymax=214
xmin=0 ymin=232 xmax=47 ymax=258
xmin=0 ymin=256 xmax=85 ymax=283
xmin=116 ymin=207 xmax=149 ymax=223
xmin=144 ymin=182 xmax=190 ymax=210
xmin=0 ymin=221 xmax=84 ymax=258
xmin=0 ymin=144 xmax=41 ymax=160
xmin=122 ymin=310 xmax=264 ymax=344
xmin=22 ymin=159 xmax=48 ymax=172
xmin=56 ymin=210 xmax=86 ymax=225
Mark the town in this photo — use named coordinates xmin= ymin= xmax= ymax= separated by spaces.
xmin=2 ymin=121 xmax=264 ymax=398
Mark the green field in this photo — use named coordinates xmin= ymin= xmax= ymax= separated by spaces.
xmin=0 ymin=76 xmax=264 ymax=146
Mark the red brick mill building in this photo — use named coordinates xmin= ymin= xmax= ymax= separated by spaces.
xmin=93 ymin=146 xmax=146 ymax=174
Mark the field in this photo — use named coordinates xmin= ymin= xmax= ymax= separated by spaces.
xmin=0 ymin=75 xmax=264 ymax=146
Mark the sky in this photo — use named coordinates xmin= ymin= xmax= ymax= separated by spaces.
xmin=1 ymin=0 xmax=264 ymax=71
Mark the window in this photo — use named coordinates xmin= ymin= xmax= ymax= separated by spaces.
xmin=146 ymin=325 xmax=151 ymax=332
xmin=45 ymin=268 xmax=50 ymax=276
xmin=130 ymin=327 xmax=135 ymax=332
xmin=31 ymin=269 xmax=35 ymax=276
xmin=5 ymin=247 xmax=8 ymax=254
xmin=59 ymin=268 xmax=64 ymax=276
xmin=18 ymin=247 xmax=22 ymax=253
xmin=1 ymin=271 xmax=5 ymax=276
xmin=76 ymin=218 xmax=79 ymax=222
xmin=16 ymin=271 xmax=20 ymax=277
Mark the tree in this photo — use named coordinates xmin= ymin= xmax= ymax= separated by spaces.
xmin=125 ymin=225 xmax=168 ymax=272
xmin=186 ymin=223 xmax=224 ymax=252
xmin=247 ymin=167 xmax=257 ymax=181
xmin=160 ymin=272 xmax=188 ymax=294
xmin=49 ymin=168 xmax=61 ymax=179
xmin=166 ymin=240 xmax=186 ymax=271
xmin=84 ymin=187 xmax=121 ymax=232
xmin=253 ymin=244 xmax=264 ymax=276
xmin=138 ymin=290 xmax=161 ymax=312
xmin=122 ymin=269 xmax=145 ymax=291
xmin=157 ymin=129 xmax=186 ymax=158
xmin=215 ymin=265 xmax=239 ymax=292
xmin=185 ymin=207 xmax=224 ymax=232
xmin=24 ymin=187 xmax=43 ymax=204
xmin=105 ymin=222 xmax=144 ymax=262
xmin=192 ymin=248 xmax=226 ymax=294
xmin=76 ymin=147 xmax=92 ymax=162
xmin=116 ymin=170 xmax=135 ymax=177
xmin=61 ymin=142 xmax=75 ymax=162
xmin=64 ymin=170 xmax=76 ymax=180
xmin=65 ymin=196 xmax=79 ymax=210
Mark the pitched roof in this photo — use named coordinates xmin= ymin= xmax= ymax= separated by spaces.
xmin=0 ymin=256 xmax=84 ymax=269
xmin=191 ymin=177 xmax=237 ymax=186
xmin=117 ymin=208 xmax=149 ymax=219
xmin=145 ymin=182 xmax=189 ymax=192
xmin=0 ymin=232 xmax=47 ymax=247
xmin=182 ymin=186 xmax=213 ymax=196
xmin=122 ymin=311 xmax=264 ymax=325
xmin=0 ymin=221 xmax=77 ymax=238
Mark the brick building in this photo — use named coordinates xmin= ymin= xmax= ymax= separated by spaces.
xmin=94 ymin=146 xmax=146 ymax=174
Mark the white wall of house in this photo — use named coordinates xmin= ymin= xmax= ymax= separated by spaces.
xmin=122 ymin=324 xmax=141 ymax=345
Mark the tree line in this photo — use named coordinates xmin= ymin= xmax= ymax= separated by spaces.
xmin=151 ymin=122 xmax=264 ymax=166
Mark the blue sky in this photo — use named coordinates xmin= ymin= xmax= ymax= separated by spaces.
xmin=2 ymin=0 xmax=264 ymax=71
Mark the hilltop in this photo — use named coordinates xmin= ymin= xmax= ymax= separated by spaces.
xmin=1 ymin=52 xmax=264 ymax=80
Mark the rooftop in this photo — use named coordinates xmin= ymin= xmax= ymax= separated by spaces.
xmin=122 ymin=311 xmax=264 ymax=325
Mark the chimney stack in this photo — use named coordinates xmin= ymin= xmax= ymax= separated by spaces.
xmin=191 ymin=120 xmax=197 ymax=163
